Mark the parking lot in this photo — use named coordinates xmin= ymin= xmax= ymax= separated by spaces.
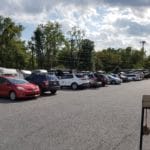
xmin=0 ymin=80 xmax=150 ymax=150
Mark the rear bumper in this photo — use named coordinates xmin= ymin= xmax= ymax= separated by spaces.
xmin=42 ymin=85 xmax=60 ymax=92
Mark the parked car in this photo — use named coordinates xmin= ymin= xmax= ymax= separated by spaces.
xmin=118 ymin=72 xmax=129 ymax=82
xmin=111 ymin=73 xmax=128 ymax=82
xmin=26 ymin=73 xmax=60 ymax=95
xmin=119 ymin=74 xmax=129 ymax=82
xmin=32 ymin=69 xmax=48 ymax=74
xmin=0 ymin=67 xmax=18 ymax=77
xmin=58 ymin=73 xmax=90 ymax=90
xmin=126 ymin=74 xmax=141 ymax=81
xmin=144 ymin=72 xmax=150 ymax=79
xmin=94 ymin=73 xmax=109 ymax=86
xmin=107 ymin=75 xmax=122 ymax=84
xmin=0 ymin=76 xmax=40 ymax=100
xmin=87 ymin=73 xmax=100 ymax=88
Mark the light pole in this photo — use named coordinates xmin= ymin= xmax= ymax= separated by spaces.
xmin=140 ymin=41 xmax=146 ymax=51
xmin=140 ymin=41 xmax=146 ymax=68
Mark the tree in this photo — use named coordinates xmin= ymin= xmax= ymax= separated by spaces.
xmin=144 ymin=56 xmax=150 ymax=69
xmin=0 ymin=16 xmax=29 ymax=68
xmin=67 ymin=26 xmax=85 ymax=69
xmin=56 ymin=48 xmax=71 ymax=69
xmin=44 ymin=22 xmax=64 ymax=69
xmin=78 ymin=39 xmax=94 ymax=70
xmin=30 ymin=22 xmax=65 ymax=69
xmin=95 ymin=48 xmax=121 ymax=72
xmin=29 ymin=25 xmax=45 ymax=68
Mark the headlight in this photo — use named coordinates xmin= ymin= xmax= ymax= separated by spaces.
xmin=36 ymin=85 xmax=39 ymax=89
xmin=16 ymin=86 xmax=25 ymax=91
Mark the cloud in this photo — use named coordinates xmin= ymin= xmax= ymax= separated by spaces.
xmin=0 ymin=0 xmax=150 ymax=51
xmin=1 ymin=0 xmax=150 ymax=17
xmin=103 ymin=0 xmax=150 ymax=7
xmin=114 ymin=18 xmax=150 ymax=36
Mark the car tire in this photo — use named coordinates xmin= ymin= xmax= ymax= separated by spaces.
xmin=71 ymin=83 xmax=78 ymax=90
xmin=102 ymin=82 xmax=106 ymax=87
xmin=51 ymin=89 xmax=57 ymax=94
xmin=9 ymin=91 xmax=17 ymax=101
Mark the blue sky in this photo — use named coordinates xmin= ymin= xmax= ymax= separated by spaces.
xmin=0 ymin=0 xmax=150 ymax=52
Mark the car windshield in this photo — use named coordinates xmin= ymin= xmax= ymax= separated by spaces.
xmin=108 ymin=75 xmax=116 ymax=79
xmin=8 ymin=78 xmax=29 ymax=84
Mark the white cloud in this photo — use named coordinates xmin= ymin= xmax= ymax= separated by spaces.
xmin=0 ymin=0 xmax=150 ymax=51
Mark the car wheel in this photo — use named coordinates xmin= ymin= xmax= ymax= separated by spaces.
xmin=9 ymin=91 xmax=16 ymax=101
xmin=71 ymin=83 xmax=78 ymax=90
xmin=51 ymin=90 xmax=57 ymax=94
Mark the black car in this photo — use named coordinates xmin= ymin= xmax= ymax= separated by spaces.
xmin=94 ymin=73 xmax=109 ymax=86
xmin=26 ymin=73 xmax=60 ymax=95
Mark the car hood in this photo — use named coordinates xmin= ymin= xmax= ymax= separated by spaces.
xmin=15 ymin=83 xmax=38 ymax=90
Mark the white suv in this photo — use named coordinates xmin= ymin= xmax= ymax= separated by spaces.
xmin=58 ymin=73 xmax=90 ymax=90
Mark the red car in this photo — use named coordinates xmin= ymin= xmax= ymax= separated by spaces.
xmin=0 ymin=76 xmax=40 ymax=100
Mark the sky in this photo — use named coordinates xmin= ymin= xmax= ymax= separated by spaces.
xmin=0 ymin=0 xmax=150 ymax=53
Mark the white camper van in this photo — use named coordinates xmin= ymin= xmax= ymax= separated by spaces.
xmin=0 ymin=67 xmax=18 ymax=76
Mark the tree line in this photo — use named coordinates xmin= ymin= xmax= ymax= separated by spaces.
xmin=0 ymin=15 xmax=150 ymax=72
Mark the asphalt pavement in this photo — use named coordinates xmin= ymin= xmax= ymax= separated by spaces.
xmin=0 ymin=80 xmax=150 ymax=150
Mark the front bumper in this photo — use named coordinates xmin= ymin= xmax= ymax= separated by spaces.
xmin=17 ymin=89 xmax=40 ymax=98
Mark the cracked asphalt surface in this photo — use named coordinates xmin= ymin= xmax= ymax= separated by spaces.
xmin=0 ymin=80 xmax=150 ymax=150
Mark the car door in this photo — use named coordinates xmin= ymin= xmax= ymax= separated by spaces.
xmin=66 ymin=74 xmax=73 ymax=86
xmin=59 ymin=74 xmax=73 ymax=86
xmin=59 ymin=75 xmax=67 ymax=86
xmin=0 ymin=77 xmax=10 ymax=96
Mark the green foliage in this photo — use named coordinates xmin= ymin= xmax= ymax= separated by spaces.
xmin=66 ymin=26 xmax=85 ymax=69
xmin=95 ymin=48 xmax=121 ymax=71
xmin=95 ymin=47 xmax=146 ymax=72
xmin=144 ymin=56 xmax=150 ymax=69
xmin=56 ymin=48 xmax=72 ymax=69
xmin=0 ymin=16 xmax=29 ymax=69
xmin=30 ymin=22 xmax=65 ymax=69
xmin=77 ymin=39 xmax=94 ymax=71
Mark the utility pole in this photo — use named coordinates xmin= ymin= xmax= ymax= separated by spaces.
xmin=140 ymin=41 xmax=146 ymax=51
xmin=140 ymin=40 xmax=146 ymax=68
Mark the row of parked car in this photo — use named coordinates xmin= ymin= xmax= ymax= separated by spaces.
xmin=0 ymin=67 xmax=149 ymax=100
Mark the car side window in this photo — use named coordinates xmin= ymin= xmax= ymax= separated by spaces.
xmin=62 ymin=74 xmax=73 ymax=79
xmin=0 ymin=77 xmax=7 ymax=85
xmin=66 ymin=75 xmax=73 ymax=79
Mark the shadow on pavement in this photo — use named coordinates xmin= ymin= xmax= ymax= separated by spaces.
xmin=0 ymin=97 xmax=38 ymax=104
